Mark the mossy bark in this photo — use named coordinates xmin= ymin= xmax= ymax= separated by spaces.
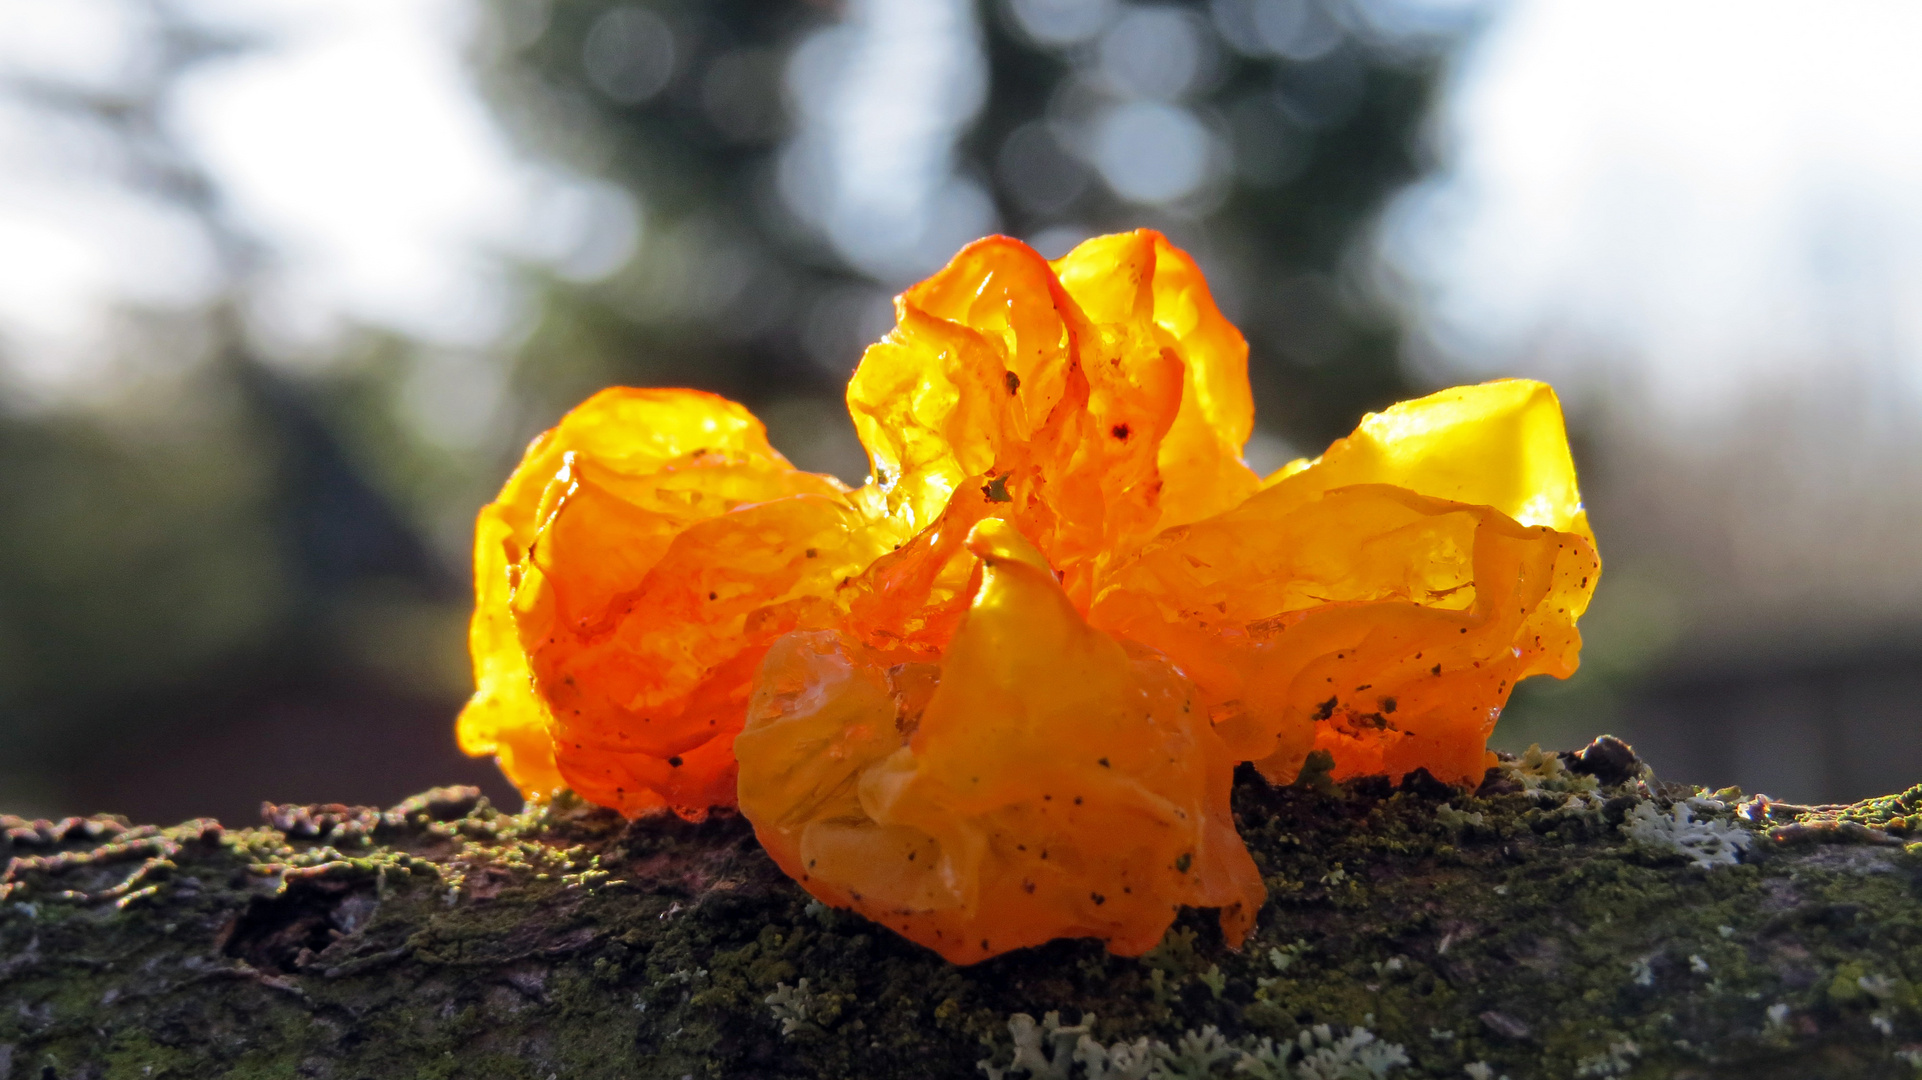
xmin=5 ymin=740 xmax=1922 ymax=1080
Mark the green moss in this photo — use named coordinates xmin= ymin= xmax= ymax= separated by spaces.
xmin=6 ymin=752 xmax=1922 ymax=1077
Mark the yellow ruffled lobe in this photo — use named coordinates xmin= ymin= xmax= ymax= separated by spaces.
xmin=458 ymin=387 xmax=870 ymax=817
xmin=1091 ymin=380 xmax=1598 ymax=785
xmin=737 ymin=520 xmax=1261 ymax=965
xmin=457 ymin=418 xmax=575 ymax=806
xmin=1270 ymin=378 xmax=1591 ymax=539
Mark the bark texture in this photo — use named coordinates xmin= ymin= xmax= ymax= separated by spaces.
xmin=4 ymin=738 xmax=1922 ymax=1080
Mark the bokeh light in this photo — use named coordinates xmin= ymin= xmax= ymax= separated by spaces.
xmin=6 ymin=0 xmax=1919 ymax=823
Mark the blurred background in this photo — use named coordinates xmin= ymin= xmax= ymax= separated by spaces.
xmin=2 ymin=0 xmax=1919 ymax=823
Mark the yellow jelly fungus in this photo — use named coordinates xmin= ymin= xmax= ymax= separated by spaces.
xmin=459 ymin=229 xmax=1600 ymax=963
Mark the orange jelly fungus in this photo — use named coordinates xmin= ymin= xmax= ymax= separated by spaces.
xmin=455 ymin=388 xmax=883 ymax=818
xmin=460 ymin=229 xmax=1599 ymax=963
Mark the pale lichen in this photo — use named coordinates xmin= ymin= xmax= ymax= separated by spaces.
xmin=978 ymin=1015 xmax=1409 ymax=1080
xmin=1433 ymin=803 xmax=1486 ymax=831
xmin=1077 ymin=1032 xmax=1159 ymax=1080
xmin=1622 ymin=798 xmax=1754 ymax=869
xmin=1572 ymin=1038 xmax=1639 ymax=1078
xmin=1235 ymin=1025 xmax=1410 ymax=1080
xmin=766 ymin=978 xmax=823 ymax=1036
xmin=982 ymin=1011 xmax=1177 ymax=1080
xmin=1155 ymin=1025 xmax=1237 ymax=1079
xmin=1505 ymin=744 xmax=1601 ymax=796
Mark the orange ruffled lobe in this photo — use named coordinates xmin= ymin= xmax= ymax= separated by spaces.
xmin=734 ymin=232 xmax=1272 ymax=960
xmin=736 ymin=232 xmax=1596 ymax=962
xmin=831 ymin=231 xmax=1595 ymax=788
xmin=837 ymin=230 xmax=1260 ymax=647
xmin=1093 ymin=378 xmax=1600 ymax=786
xmin=456 ymin=388 xmax=879 ymax=818
xmin=737 ymin=520 xmax=1261 ymax=965
xmin=459 ymin=227 xmax=1600 ymax=966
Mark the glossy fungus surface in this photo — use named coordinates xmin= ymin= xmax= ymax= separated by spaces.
xmin=457 ymin=388 xmax=878 ymax=819
xmin=461 ymin=229 xmax=1600 ymax=962
xmin=738 ymin=520 xmax=1262 ymax=964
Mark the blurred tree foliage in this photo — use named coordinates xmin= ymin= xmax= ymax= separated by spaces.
xmin=476 ymin=0 xmax=1464 ymax=465
xmin=0 ymin=9 xmax=488 ymax=820
xmin=0 ymin=0 xmax=1465 ymax=821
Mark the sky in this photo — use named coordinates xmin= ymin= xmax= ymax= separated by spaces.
xmin=170 ymin=0 xmax=636 ymax=349
xmin=0 ymin=0 xmax=634 ymax=398
xmin=3 ymin=0 xmax=1922 ymax=428
xmin=1382 ymin=0 xmax=1922 ymax=424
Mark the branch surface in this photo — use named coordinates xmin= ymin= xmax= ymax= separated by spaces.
xmin=4 ymin=739 xmax=1921 ymax=1079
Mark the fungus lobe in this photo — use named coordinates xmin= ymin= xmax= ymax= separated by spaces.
xmin=460 ymin=229 xmax=1599 ymax=962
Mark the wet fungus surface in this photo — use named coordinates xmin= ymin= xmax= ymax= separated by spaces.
xmin=457 ymin=229 xmax=1599 ymax=963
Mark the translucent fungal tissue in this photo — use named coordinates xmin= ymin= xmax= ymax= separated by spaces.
xmin=1092 ymin=379 xmax=1597 ymax=786
xmin=736 ymin=519 xmax=1263 ymax=962
xmin=460 ymin=229 xmax=1600 ymax=963
xmin=457 ymin=387 xmax=882 ymax=819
